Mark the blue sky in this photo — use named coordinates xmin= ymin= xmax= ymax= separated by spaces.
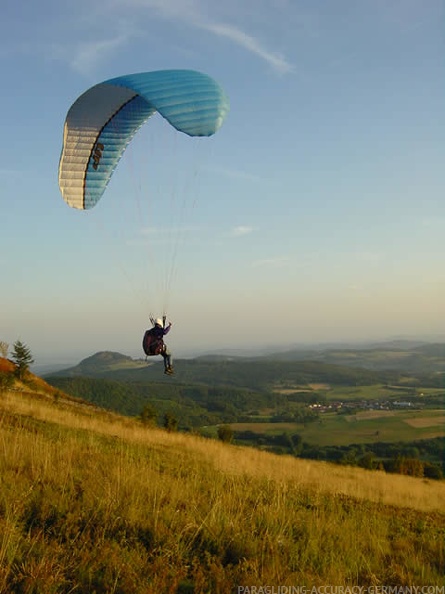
xmin=1 ymin=0 xmax=444 ymax=364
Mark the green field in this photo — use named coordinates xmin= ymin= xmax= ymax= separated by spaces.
xmin=228 ymin=408 xmax=445 ymax=447
xmin=274 ymin=382 xmax=442 ymax=401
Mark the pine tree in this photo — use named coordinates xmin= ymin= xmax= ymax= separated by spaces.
xmin=11 ymin=340 xmax=34 ymax=380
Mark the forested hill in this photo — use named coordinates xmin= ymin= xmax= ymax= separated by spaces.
xmin=48 ymin=351 xmax=150 ymax=377
xmin=47 ymin=341 xmax=445 ymax=383
xmin=47 ymin=350 xmax=402 ymax=389
xmin=263 ymin=342 xmax=445 ymax=373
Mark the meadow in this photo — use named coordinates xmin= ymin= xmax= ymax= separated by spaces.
xmin=228 ymin=407 xmax=445 ymax=447
xmin=0 ymin=385 xmax=444 ymax=593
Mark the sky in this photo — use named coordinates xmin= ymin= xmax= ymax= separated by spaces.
xmin=1 ymin=0 xmax=444 ymax=365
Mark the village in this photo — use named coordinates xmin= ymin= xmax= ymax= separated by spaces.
xmin=308 ymin=398 xmax=416 ymax=414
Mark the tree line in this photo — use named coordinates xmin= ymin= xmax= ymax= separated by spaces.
xmin=234 ymin=430 xmax=444 ymax=480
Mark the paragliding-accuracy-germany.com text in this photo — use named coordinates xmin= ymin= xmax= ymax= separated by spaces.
xmin=237 ymin=587 xmax=445 ymax=594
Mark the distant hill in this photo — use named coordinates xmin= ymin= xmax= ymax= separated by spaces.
xmin=48 ymin=351 xmax=153 ymax=378
xmin=47 ymin=349 xmax=402 ymax=388
xmin=46 ymin=340 xmax=445 ymax=384
xmin=260 ymin=343 xmax=445 ymax=373
xmin=414 ymin=342 xmax=445 ymax=357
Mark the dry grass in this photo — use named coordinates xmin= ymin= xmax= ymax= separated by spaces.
xmin=346 ymin=411 xmax=396 ymax=421
xmin=2 ymin=388 xmax=445 ymax=512
xmin=0 ymin=387 xmax=444 ymax=592
xmin=0 ymin=359 xmax=15 ymax=373
xmin=405 ymin=416 xmax=445 ymax=428
xmin=272 ymin=388 xmax=312 ymax=394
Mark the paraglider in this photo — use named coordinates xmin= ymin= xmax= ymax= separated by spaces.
xmin=58 ymin=69 xmax=229 ymax=209
xmin=143 ymin=316 xmax=174 ymax=375
xmin=58 ymin=69 xmax=229 ymax=373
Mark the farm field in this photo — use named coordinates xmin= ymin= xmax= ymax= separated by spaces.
xmin=273 ymin=382 xmax=442 ymax=401
xmin=228 ymin=408 xmax=445 ymax=447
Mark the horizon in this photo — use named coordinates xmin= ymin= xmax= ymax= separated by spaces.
xmin=27 ymin=332 xmax=445 ymax=372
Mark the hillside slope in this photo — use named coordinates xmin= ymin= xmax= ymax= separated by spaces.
xmin=0 ymin=358 xmax=15 ymax=373
xmin=1 ymin=356 xmax=68 ymax=397
xmin=0 ymin=356 xmax=104 ymax=412
xmin=1 ymin=363 xmax=444 ymax=591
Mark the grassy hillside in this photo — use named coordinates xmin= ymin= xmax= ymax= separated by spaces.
xmin=1 ymin=364 xmax=444 ymax=591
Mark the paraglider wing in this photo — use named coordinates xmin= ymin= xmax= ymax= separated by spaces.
xmin=58 ymin=70 xmax=230 ymax=210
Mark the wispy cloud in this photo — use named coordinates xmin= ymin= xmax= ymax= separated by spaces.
xmin=37 ymin=0 xmax=292 ymax=76
xmin=46 ymin=25 xmax=132 ymax=76
xmin=252 ymin=256 xmax=289 ymax=268
xmin=208 ymin=165 xmax=263 ymax=182
xmin=420 ymin=216 xmax=445 ymax=229
xmin=125 ymin=225 xmax=198 ymax=246
xmin=195 ymin=20 xmax=292 ymax=74
xmin=231 ymin=225 xmax=254 ymax=237
xmin=103 ymin=0 xmax=293 ymax=74
xmin=69 ymin=34 xmax=129 ymax=75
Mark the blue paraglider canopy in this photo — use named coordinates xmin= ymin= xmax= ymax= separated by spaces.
xmin=58 ymin=69 xmax=230 ymax=210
